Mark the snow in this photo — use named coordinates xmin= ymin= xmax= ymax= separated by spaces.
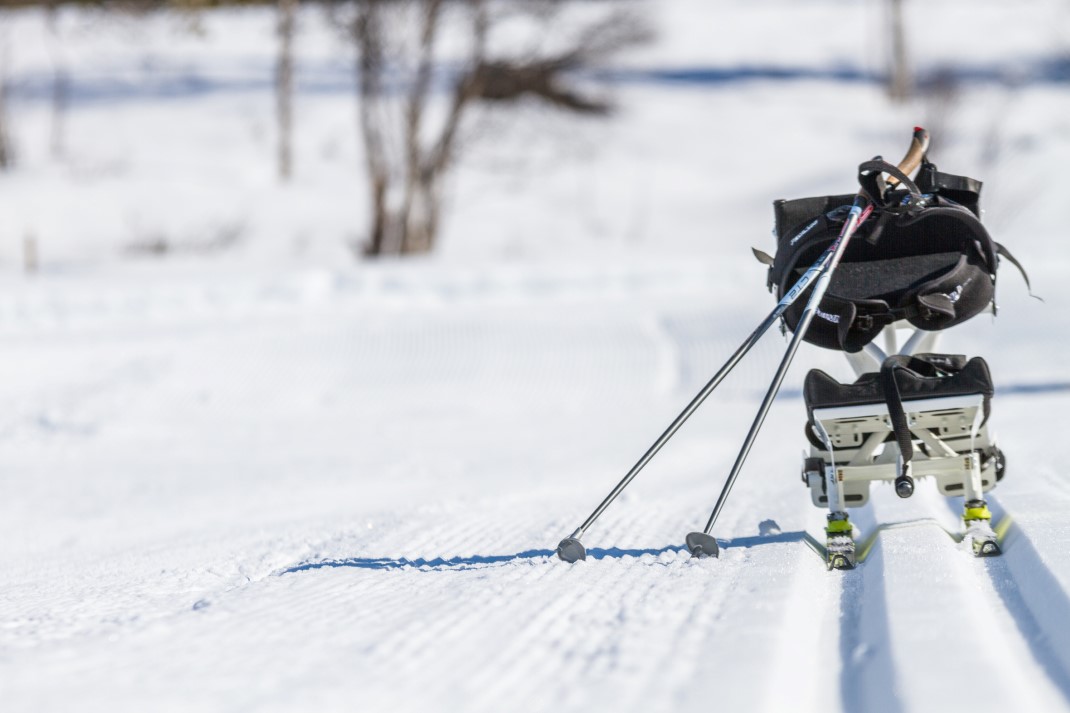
xmin=2 ymin=1 xmax=1070 ymax=711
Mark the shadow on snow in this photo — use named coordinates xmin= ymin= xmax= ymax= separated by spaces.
xmin=279 ymin=530 xmax=818 ymax=575
xmin=982 ymin=527 xmax=1070 ymax=705
xmin=13 ymin=56 xmax=1070 ymax=107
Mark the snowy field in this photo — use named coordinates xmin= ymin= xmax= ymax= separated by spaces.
xmin=3 ymin=1 xmax=1070 ymax=711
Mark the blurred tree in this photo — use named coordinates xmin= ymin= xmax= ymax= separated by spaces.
xmin=346 ymin=0 xmax=649 ymax=258
xmin=276 ymin=0 xmax=297 ymax=180
xmin=0 ymin=25 xmax=10 ymax=170
xmin=887 ymin=0 xmax=912 ymax=101
xmin=46 ymin=1 xmax=70 ymax=158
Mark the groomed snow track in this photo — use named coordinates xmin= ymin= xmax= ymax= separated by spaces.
xmin=1 ymin=264 xmax=1068 ymax=713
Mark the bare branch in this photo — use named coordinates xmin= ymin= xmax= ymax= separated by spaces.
xmin=348 ymin=0 xmax=651 ymax=257
xmin=426 ymin=0 xmax=487 ymax=179
xmin=354 ymin=0 xmax=393 ymax=255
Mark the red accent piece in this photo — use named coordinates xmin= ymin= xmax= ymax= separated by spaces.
xmin=914 ymin=125 xmax=925 ymax=133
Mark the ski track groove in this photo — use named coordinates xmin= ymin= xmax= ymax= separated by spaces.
xmin=4 ymin=258 xmax=1068 ymax=711
xmin=219 ymin=480 xmax=1070 ymax=713
xmin=839 ymin=539 xmax=905 ymax=713
xmin=852 ymin=494 xmax=1070 ymax=712
xmin=981 ymin=492 xmax=1070 ymax=705
xmin=696 ymin=546 xmax=828 ymax=709
xmin=942 ymin=491 xmax=1070 ymax=706
xmin=834 ymin=499 xmax=903 ymax=713
xmin=759 ymin=544 xmax=840 ymax=712
xmin=981 ymin=540 xmax=1070 ymax=705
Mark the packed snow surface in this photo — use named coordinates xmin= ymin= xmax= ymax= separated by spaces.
xmin=3 ymin=1 xmax=1070 ymax=712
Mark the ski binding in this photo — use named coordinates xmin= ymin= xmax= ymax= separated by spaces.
xmin=826 ymin=514 xmax=856 ymax=570
xmin=964 ymin=500 xmax=1001 ymax=557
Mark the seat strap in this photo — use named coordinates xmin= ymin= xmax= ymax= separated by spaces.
xmin=857 ymin=158 xmax=924 ymax=206
xmin=995 ymin=242 xmax=1041 ymax=300
xmin=879 ymin=355 xmax=950 ymax=469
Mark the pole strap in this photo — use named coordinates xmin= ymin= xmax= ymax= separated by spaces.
xmin=857 ymin=157 xmax=924 ymax=208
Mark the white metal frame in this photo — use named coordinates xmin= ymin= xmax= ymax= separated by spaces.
xmin=845 ymin=326 xmax=944 ymax=378
xmin=803 ymin=323 xmax=1000 ymax=514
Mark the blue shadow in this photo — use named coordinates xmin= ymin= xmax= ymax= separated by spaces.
xmin=999 ymin=382 xmax=1070 ymax=396
xmin=982 ymin=530 xmax=1070 ymax=704
xmin=837 ymin=540 xmax=905 ymax=713
xmin=281 ymin=544 xmax=690 ymax=575
xmin=606 ymin=64 xmax=877 ymax=86
xmin=12 ymin=55 xmax=1070 ymax=108
xmin=722 ymin=530 xmax=818 ymax=550
xmin=775 ymin=381 xmax=1070 ymax=403
xmin=282 ymin=548 xmax=556 ymax=574
xmin=609 ymin=58 xmax=1070 ymax=89
xmin=280 ymin=532 xmax=820 ymax=576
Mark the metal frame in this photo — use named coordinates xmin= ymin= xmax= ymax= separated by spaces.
xmin=804 ymin=323 xmax=1000 ymax=518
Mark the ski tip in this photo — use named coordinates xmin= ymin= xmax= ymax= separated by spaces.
xmin=972 ymin=539 xmax=1002 ymax=558
xmin=556 ymin=537 xmax=587 ymax=563
xmin=827 ymin=554 xmax=856 ymax=571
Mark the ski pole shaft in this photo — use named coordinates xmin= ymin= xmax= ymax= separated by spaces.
xmin=567 ymin=245 xmax=842 ymax=543
xmin=561 ymin=128 xmax=929 ymax=563
xmin=568 ymin=313 xmax=773 ymax=540
xmin=692 ymin=127 xmax=930 ymax=545
xmin=698 ymin=200 xmax=869 ymax=536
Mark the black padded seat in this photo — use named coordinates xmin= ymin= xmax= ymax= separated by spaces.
xmin=803 ymin=355 xmax=994 ymax=422
xmin=770 ymin=184 xmax=1004 ymax=352
xmin=829 ymin=251 xmax=966 ymax=303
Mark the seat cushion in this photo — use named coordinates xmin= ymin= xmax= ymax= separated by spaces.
xmin=804 ymin=355 xmax=993 ymax=420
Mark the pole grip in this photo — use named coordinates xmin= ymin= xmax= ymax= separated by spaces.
xmin=885 ymin=126 xmax=930 ymax=188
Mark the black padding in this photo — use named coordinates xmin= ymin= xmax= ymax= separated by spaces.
xmin=915 ymin=160 xmax=982 ymax=216
xmin=769 ymin=162 xmax=1003 ymax=352
xmin=803 ymin=354 xmax=993 ymax=422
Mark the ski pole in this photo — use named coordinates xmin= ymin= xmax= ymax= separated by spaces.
xmin=554 ymin=132 xmax=922 ymax=565
xmin=685 ymin=126 xmax=930 ymax=558
xmin=555 ymin=248 xmax=852 ymax=563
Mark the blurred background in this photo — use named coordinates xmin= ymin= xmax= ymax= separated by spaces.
xmin=4 ymin=2 xmax=1070 ymax=711
xmin=0 ymin=0 xmax=1065 ymax=270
